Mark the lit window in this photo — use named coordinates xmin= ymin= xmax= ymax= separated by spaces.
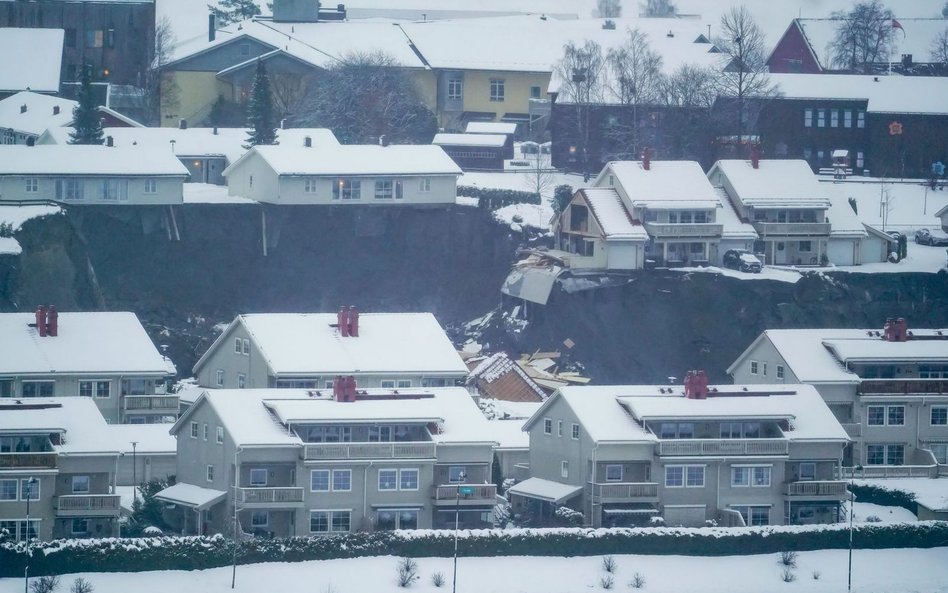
xmin=803 ymin=108 xmax=813 ymax=127
xmin=332 ymin=179 xmax=361 ymax=200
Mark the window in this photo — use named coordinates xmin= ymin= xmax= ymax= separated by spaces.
xmin=804 ymin=108 xmax=813 ymax=127
xmin=144 ymin=179 xmax=157 ymax=194
xmin=867 ymin=406 xmax=885 ymax=426
xmin=71 ymin=518 xmax=89 ymax=535
xmin=857 ymin=110 xmax=866 ymax=128
xmin=71 ymin=475 xmax=90 ymax=494
xmin=79 ymin=380 xmax=109 ymax=398
xmin=750 ymin=361 xmax=758 ymax=375
xmin=380 ymin=380 xmax=396 ymax=389
xmin=56 ymin=179 xmax=83 ymax=201
xmin=489 ymin=79 xmax=505 ymax=102
xmin=332 ymin=469 xmax=351 ymax=492
xmin=374 ymin=179 xmax=394 ymax=200
xmin=376 ymin=509 xmax=417 ymax=530
xmin=311 ymin=469 xmax=330 ymax=491
xmin=605 ymin=464 xmax=622 ymax=482
xmin=378 ymin=469 xmax=397 ymax=491
xmin=666 ymin=465 xmax=703 ymax=488
xmin=331 ymin=511 xmax=351 ymax=532
xmin=448 ymin=466 xmax=466 ymax=483
xmin=751 ymin=466 xmax=771 ymax=487
xmin=844 ymin=110 xmax=852 ymax=128
xmin=720 ymin=422 xmax=742 ymax=439
xmin=816 ymin=109 xmax=825 ymax=127
xmin=799 ymin=462 xmax=816 ymax=481
xmin=216 ymin=426 xmax=224 ymax=444
xmin=20 ymin=478 xmax=40 ymax=500
xmin=932 ymin=407 xmax=948 ymax=426
xmin=249 ymin=468 xmax=267 ymax=487
xmin=556 ymin=420 xmax=563 ymax=437
xmin=665 ymin=466 xmax=683 ymax=487
xmin=332 ymin=179 xmax=361 ymax=200
xmin=190 ymin=421 xmax=198 ymax=439
xmin=399 ymin=469 xmax=419 ymax=490
xmin=799 ymin=241 xmax=812 ymax=252
xmin=776 ymin=365 xmax=785 ymax=380
xmin=251 ymin=511 xmax=268 ymax=528
xmin=0 ymin=379 xmax=11 ymax=397
xmin=99 ymin=179 xmax=126 ymax=201
xmin=659 ymin=422 xmax=694 ymax=439
xmin=419 ymin=178 xmax=431 ymax=192
xmin=239 ymin=42 xmax=250 ymax=57
xmin=867 ymin=405 xmax=904 ymax=426
xmin=887 ymin=406 xmax=904 ymax=426
xmin=447 ymin=78 xmax=463 ymax=101
xmin=762 ymin=362 xmax=768 ymax=377
xmin=686 ymin=466 xmax=704 ymax=487
xmin=234 ymin=338 xmax=242 ymax=353
xmin=830 ymin=109 xmax=839 ymax=127
xmin=396 ymin=380 xmax=411 ymax=389
xmin=866 ymin=444 xmax=904 ymax=465
xmin=571 ymin=423 xmax=580 ymax=440
xmin=85 ymin=29 xmax=104 ymax=48
xmin=216 ymin=370 xmax=224 ymax=387
xmin=560 ymin=460 xmax=569 ymax=479
xmin=543 ymin=418 xmax=552 ymax=435
xmin=310 ymin=510 xmax=350 ymax=533
xmin=237 ymin=374 xmax=246 ymax=389
xmin=369 ymin=426 xmax=392 ymax=442
xmin=0 ymin=479 xmax=17 ymax=501
xmin=242 ymin=339 xmax=250 ymax=354
xmin=932 ymin=443 xmax=948 ymax=465
xmin=304 ymin=178 xmax=318 ymax=193
xmin=206 ymin=465 xmax=215 ymax=482
xmin=25 ymin=178 xmax=38 ymax=193
xmin=21 ymin=381 xmax=54 ymax=398
xmin=732 ymin=505 xmax=770 ymax=526
xmin=530 ymin=86 xmax=542 ymax=99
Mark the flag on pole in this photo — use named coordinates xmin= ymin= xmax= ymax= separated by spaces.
xmin=892 ymin=18 xmax=906 ymax=37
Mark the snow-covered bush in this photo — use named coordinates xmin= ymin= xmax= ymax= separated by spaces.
xmin=649 ymin=516 xmax=665 ymax=527
xmin=600 ymin=574 xmax=614 ymax=589
xmin=602 ymin=555 xmax=617 ymax=573
xmin=780 ymin=568 xmax=796 ymax=583
xmin=629 ymin=573 xmax=646 ymax=589
xmin=493 ymin=502 xmax=511 ymax=527
xmin=865 ymin=515 xmax=882 ymax=523
xmin=811 ymin=571 xmax=821 ymax=581
xmin=70 ymin=578 xmax=93 ymax=593
xmin=778 ymin=551 xmax=798 ymax=568
xmin=396 ymin=557 xmax=419 ymax=588
xmin=29 ymin=575 xmax=60 ymax=593
xmin=430 ymin=571 xmax=445 ymax=587
xmin=553 ymin=506 xmax=584 ymax=526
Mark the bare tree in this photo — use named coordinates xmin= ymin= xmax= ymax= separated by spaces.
xmin=661 ymin=63 xmax=717 ymax=108
xmin=140 ymin=16 xmax=179 ymax=125
xmin=269 ymin=72 xmax=318 ymax=121
xmin=555 ymin=40 xmax=606 ymax=176
xmin=522 ymin=151 xmax=556 ymax=202
xmin=714 ymin=6 xmax=774 ymax=140
xmin=931 ymin=27 xmax=948 ymax=65
xmin=829 ymin=0 xmax=896 ymax=72
xmin=596 ymin=0 xmax=622 ymax=18
xmin=604 ymin=28 xmax=664 ymax=159
xmin=641 ymin=0 xmax=677 ymax=17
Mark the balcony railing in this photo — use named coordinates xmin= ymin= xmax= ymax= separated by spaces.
xmin=644 ymin=222 xmax=723 ymax=238
xmin=752 ymin=222 xmax=832 ymax=237
xmin=783 ymin=480 xmax=849 ymax=497
xmin=839 ymin=465 xmax=937 ymax=479
xmin=237 ymin=487 xmax=305 ymax=505
xmin=593 ymin=482 xmax=659 ymax=501
xmin=304 ymin=442 xmax=436 ymax=460
xmin=55 ymin=494 xmax=121 ymax=516
xmin=0 ymin=452 xmax=57 ymax=469
xmin=433 ymin=484 xmax=497 ymax=502
xmin=841 ymin=423 xmax=861 ymax=438
xmin=123 ymin=395 xmax=179 ymax=410
xmin=857 ymin=379 xmax=948 ymax=396
xmin=659 ymin=439 xmax=789 ymax=456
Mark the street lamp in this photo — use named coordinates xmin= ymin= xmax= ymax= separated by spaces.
xmin=23 ymin=476 xmax=37 ymax=593
xmin=847 ymin=464 xmax=863 ymax=593
xmin=452 ymin=471 xmax=470 ymax=593
xmin=131 ymin=441 xmax=138 ymax=505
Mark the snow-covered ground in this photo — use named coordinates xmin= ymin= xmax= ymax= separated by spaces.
xmin=459 ymin=169 xmax=584 ymax=232
xmin=819 ymin=177 xmax=948 ymax=234
xmin=848 ymin=502 xmax=917 ymax=523
xmin=182 ymin=183 xmax=257 ymax=204
xmin=854 ymin=477 xmax=948 ymax=513
xmin=0 ymin=204 xmax=62 ymax=255
xmin=5 ymin=547 xmax=947 ymax=593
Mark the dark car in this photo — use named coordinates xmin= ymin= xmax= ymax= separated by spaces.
xmin=723 ymin=249 xmax=762 ymax=273
xmin=914 ymin=228 xmax=948 ymax=246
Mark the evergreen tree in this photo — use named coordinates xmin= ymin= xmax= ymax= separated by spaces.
xmin=245 ymin=60 xmax=277 ymax=148
xmin=208 ymin=0 xmax=260 ymax=26
xmin=69 ymin=64 xmax=104 ymax=145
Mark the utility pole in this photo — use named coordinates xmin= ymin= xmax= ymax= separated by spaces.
xmin=452 ymin=472 xmax=470 ymax=593
xmin=23 ymin=476 xmax=37 ymax=593
xmin=131 ymin=441 xmax=139 ymax=504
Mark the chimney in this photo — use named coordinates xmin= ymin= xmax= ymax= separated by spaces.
xmin=348 ymin=305 xmax=359 ymax=337
xmin=35 ymin=305 xmax=47 ymax=337
xmin=379 ymin=135 xmax=388 ymax=147
xmin=683 ymin=370 xmax=709 ymax=399
xmin=333 ymin=375 xmax=344 ymax=401
xmin=213 ymin=127 xmax=219 ymax=135
xmin=304 ymin=136 xmax=312 ymax=148
xmin=337 ymin=306 xmax=349 ymax=337
xmin=106 ymin=136 xmax=114 ymax=147
xmin=208 ymin=13 xmax=216 ymax=42
xmin=178 ymin=119 xmax=188 ymax=130
xmin=883 ymin=318 xmax=908 ymax=342
xmin=345 ymin=375 xmax=357 ymax=402
xmin=53 ymin=105 xmax=60 ymax=115
xmin=750 ymin=145 xmax=760 ymax=169
xmin=46 ymin=305 xmax=58 ymax=337
xmin=20 ymin=104 xmax=27 ymax=114
xmin=641 ymin=148 xmax=650 ymax=171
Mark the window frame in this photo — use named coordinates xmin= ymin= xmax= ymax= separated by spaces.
xmin=71 ymin=517 xmax=89 ymax=535
xmin=489 ymin=78 xmax=505 ymax=102
xmin=604 ymin=464 xmax=623 ymax=482
xmin=216 ymin=369 xmax=224 ymax=387
xmin=216 ymin=426 xmax=224 ymax=444
xmin=776 ymin=365 xmax=785 ymax=380
xmin=143 ymin=179 xmax=158 ymax=194
xmin=571 ymin=423 xmax=580 ymax=440
xmin=749 ymin=361 xmax=758 ymax=375
xmin=206 ymin=465 xmax=215 ymax=482
xmin=560 ymin=460 xmax=569 ymax=479
xmin=378 ymin=468 xmax=398 ymax=491
xmin=332 ymin=469 xmax=352 ymax=492
xmin=798 ymin=462 xmax=816 ymax=481
xmin=543 ymin=418 xmax=552 ymax=435
xmin=398 ymin=468 xmax=419 ymax=491
xmin=71 ymin=475 xmax=90 ymax=494
xmin=21 ymin=381 xmax=55 ymax=398
xmin=249 ymin=468 xmax=268 ymax=487
xmin=25 ymin=178 xmax=39 ymax=193
xmin=250 ymin=510 xmax=269 ymax=528
xmin=931 ymin=406 xmax=948 ymax=426
xmin=666 ymin=465 xmax=704 ymax=488
xmin=310 ymin=469 xmax=330 ymax=492
xmin=0 ymin=479 xmax=18 ymax=501
xmin=190 ymin=421 xmax=198 ymax=439
xmin=448 ymin=466 xmax=466 ymax=483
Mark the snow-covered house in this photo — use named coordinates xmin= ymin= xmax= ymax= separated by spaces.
xmin=0 ymin=398 xmax=127 ymax=541
xmin=936 ymin=203 xmax=948 ymax=234
xmin=552 ymin=187 xmax=649 ymax=271
xmin=0 ymin=310 xmax=177 ymax=424
xmin=0 ymin=145 xmax=189 ymax=204
xmin=432 ymin=133 xmax=510 ymax=170
xmin=0 ymin=29 xmax=63 ymax=99
xmin=222 ymin=143 xmax=461 ymax=205
xmin=192 ymin=311 xmax=469 ymax=390
xmin=0 ymin=92 xmax=140 ymax=146
xmin=159 ymin=387 xmax=497 ymax=536
xmin=728 ymin=320 xmax=948 ymax=476
xmin=516 ymin=378 xmax=849 ymax=528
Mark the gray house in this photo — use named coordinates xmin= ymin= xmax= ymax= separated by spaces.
xmin=192 ymin=311 xmax=469 ymax=391
xmin=515 ymin=377 xmax=849 ymax=528
xmin=728 ymin=319 xmax=948 ymax=477
xmin=0 ymin=398 xmax=125 ymax=541
xmin=158 ymin=387 xmax=497 ymax=536
xmin=0 ymin=310 xmax=177 ymax=424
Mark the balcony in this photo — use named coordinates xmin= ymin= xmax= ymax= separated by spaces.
xmin=783 ymin=480 xmax=849 ymax=497
xmin=433 ymin=483 xmax=497 ymax=506
xmin=304 ymin=442 xmax=436 ymax=460
xmin=752 ymin=222 xmax=831 ymax=237
xmin=839 ymin=465 xmax=937 ymax=479
xmin=644 ymin=222 xmax=723 ymax=238
xmin=0 ymin=452 xmax=57 ymax=470
xmin=593 ymin=482 xmax=659 ymax=503
xmin=857 ymin=379 xmax=948 ymax=396
xmin=659 ymin=439 xmax=789 ymax=456
xmin=123 ymin=395 xmax=179 ymax=411
xmin=841 ymin=423 xmax=861 ymax=438
xmin=237 ymin=487 xmax=305 ymax=508
xmin=55 ymin=494 xmax=121 ymax=517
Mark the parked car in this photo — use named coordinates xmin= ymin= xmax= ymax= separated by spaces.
xmin=723 ymin=249 xmax=763 ymax=273
xmin=914 ymin=228 xmax=948 ymax=246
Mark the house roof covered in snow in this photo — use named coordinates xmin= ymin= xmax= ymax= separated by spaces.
xmin=577 ymin=188 xmax=648 ymax=241
xmin=710 ymin=159 xmax=832 ymax=209
xmin=0 ymin=29 xmax=63 ymax=93
xmin=225 ymin=144 xmax=461 ymax=177
xmin=0 ymin=145 xmax=190 ymax=177
xmin=0 ymin=312 xmax=175 ymax=376
xmin=465 ymin=122 xmax=517 ymax=135
xmin=0 ymin=92 xmax=76 ymax=136
xmin=712 ymin=187 xmax=759 ymax=240
xmin=598 ymin=160 xmax=721 ymax=210
xmin=194 ymin=312 xmax=468 ymax=377
xmin=0 ymin=398 xmax=125 ymax=455
xmin=433 ymin=133 xmax=508 ymax=147
xmin=769 ymin=73 xmax=948 ymax=116
xmin=154 ymin=482 xmax=227 ymax=510
xmin=103 ymin=424 xmax=177 ymax=455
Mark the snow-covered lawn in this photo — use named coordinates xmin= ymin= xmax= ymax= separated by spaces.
xmin=848 ymin=502 xmax=917 ymax=523
xmin=821 ymin=178 xmax=948 ymax=233
xmin=5 ymin=547 xmax=947 ymax=593
xmin=182 ymin=183 xmax=257 ymax=204
xmin=854 ymin=478 xmax=948 ymax=513
xmin=459 ymin=170 xmax=585 ymax=232
xmin=678 ymin=264 xmax=804 ymax=284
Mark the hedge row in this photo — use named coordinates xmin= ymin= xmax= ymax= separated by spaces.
xmin=2 ymin=522 xmax=947 ymax=577
xmin=456 ymin=186 xmax=541 ymax=209
xmin=850 ymin=484 xmax=918 ymax=514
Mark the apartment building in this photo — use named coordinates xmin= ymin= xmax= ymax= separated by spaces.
xmin=0 ymin=310 xmax=177 ymax=424
xmin=728 ymin=319 xmax=948 ymax=477
xmin=0 ymin=398 xmax=126 ymax=541
xmin=157 ymin=386 xmax=497 ymax=536
xmin=515 ymin=374 xmax=849 ymax=527
xmin=192 ymin=310 xmax=468 ymax=391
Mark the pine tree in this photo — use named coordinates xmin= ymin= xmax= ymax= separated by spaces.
xmin=208 ymin=0 xmax=261 ymax=26
xmin=245 ymin=60 xmax=277 ymax=148
xmin=69 ymin=64 xmax=104 ymax=145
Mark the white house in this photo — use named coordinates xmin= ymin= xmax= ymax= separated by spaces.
xmin=223 ymin=143 xmax=461 ymax=205
xmin=552 ymin=187 xmax=649 ymax=270
xmin=0 ymin=93 xmax=75 ymax=145
xmin=0 ymin=145 xmax=189 ymax=204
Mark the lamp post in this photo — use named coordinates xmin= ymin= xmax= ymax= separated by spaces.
xmin=847 ymin=464 xmax=863 ymax=593
xmin=23 ymin=476 xmax=37 ymax=593
xmin=452 ymin=471 xmax=469 ymax=593
xmin=131 ymin=441 xmax=138 ymax=505
xmin=231 ymin=446 xmax=241 ymax=590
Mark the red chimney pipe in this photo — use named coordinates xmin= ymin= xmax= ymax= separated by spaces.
xmin=750 ymin=145 xmax=760 ymax=169
xmin=46 ymin=305 xmax=58 ymax=337
xmin=683 ymin=370 xmax=709 ymax=399
xmin=348 ymin=306 xmax=359 ymax=337
xmin=337 ymin=307 xmax=349 ymax=337
xmin=344 ymin=375 xmax=357 ymax=402
xmin=642 ymin=148 xmax=650 ymax=171
xmin=35 ymin=305 xmax=47 ymax=337
xmin=333 ymin=375 xmax=344 ymax=401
